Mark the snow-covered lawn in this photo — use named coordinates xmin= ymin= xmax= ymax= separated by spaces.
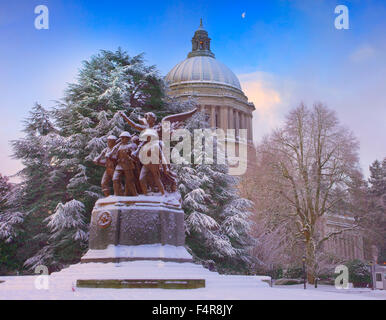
xmin=273 ymin=284 xmax=386 ymax=300
xmin=0 ymin=261 xmax=384 ymax=300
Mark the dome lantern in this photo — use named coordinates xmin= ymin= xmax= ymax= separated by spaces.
xmin=188 ymin=19 xmax=215 ymax=58
xmin=165 ymin=20 xmax=249 ymax=91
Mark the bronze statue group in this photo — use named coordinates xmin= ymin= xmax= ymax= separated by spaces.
xmin=94 ymin=109 xmax=197 ymax=197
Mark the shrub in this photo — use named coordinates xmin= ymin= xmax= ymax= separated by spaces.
xmin=284 ymin=266 xmax=304 ymax=279
xmin=267 ymin=266 xmax=283 ymax=280
xmin=345 ymin=259 xmax=371 ymax=288
xmin=274 ymin=278 xmax=303 ymax=285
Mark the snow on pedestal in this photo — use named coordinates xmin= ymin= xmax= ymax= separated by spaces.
xmin=82 ymin=244 xmax=193 ymax=263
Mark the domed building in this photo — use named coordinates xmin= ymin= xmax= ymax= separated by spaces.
xmin=165 ymin=20 xmax=255 ymax=144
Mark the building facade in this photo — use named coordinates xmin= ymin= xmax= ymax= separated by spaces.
xmin=321 ymin=213 xmax=365 ymax=261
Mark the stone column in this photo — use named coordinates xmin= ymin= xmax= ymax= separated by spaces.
xmin=358 ymin=236 xmax=364 ymax=260
xmin=342 ymin=238 xmax=346 ymax=258
xmin=221 ymin=106 xmax=228 ymax=131
xmin=354 ymin=236 xmax=360 ymax=259
xmin=240 ymin=112 xmax=246 ymax=144
xmin=249 ymin=114 xmax=253 ymax=141
xmin=246 ymin=114 xmax=251 ymax=141
xmin=228 ymin=107 xmax=232 ymax=130
xmin=200 ymin=105 xmax=208 ymax=123
xmin=210 ymin=105 xmax=216 ymax=128
xmin=231 ymin=108 xmax=235 ymax=129
xmin=235 ymin=110 xmax=240 ymax=138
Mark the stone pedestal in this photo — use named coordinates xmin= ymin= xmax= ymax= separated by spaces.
xmin=77 ymin=194 xmax=207 ymax=289
xmin=81 ymin=194 xmax=193 ymax=264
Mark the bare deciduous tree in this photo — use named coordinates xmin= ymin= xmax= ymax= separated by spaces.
xmin=252 ymin=103 xmax=361 ymax=282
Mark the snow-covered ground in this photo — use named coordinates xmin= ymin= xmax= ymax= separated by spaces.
xmin=273 ymin=284 xmax=386 ymax=300
xmin=0 ymin=260 xmax=384 ymax=300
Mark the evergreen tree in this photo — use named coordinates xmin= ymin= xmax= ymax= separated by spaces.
xmin=8 ymin=48 xmax=254 ymax=273
xmin=178 ymin=161 xmax=254 ymax=273
xmin=0 ymin=174 xmax=25 ymax=273
xmin=0 ymin=174 xmax=11 ymax=208
xmin=167 ymin=101 xmax=254 ymax=273
xmin=3 ymin=104 xmax=63 ymax=271
xmin=24 ymin=200 xmax=88 ymax=270
xmin=24 ymin=50 xmax=165 ymax=269
xmin=369 ymin=160 xmax=385 ymax=197
xmin=367 ymin=159 xmax=386 ymax=264
xmin=10 ymin=50 xmax=165 ymax=270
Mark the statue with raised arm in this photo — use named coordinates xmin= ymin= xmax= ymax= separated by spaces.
xmin=119 ymin=108 xmax=198 ymax=139
xmin=118 ymin=107 xmax=197 ymax=195
xmin=137 ymin=128 xmax=169 ymax=195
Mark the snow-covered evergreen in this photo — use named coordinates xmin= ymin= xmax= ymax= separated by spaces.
xmin=0 ymin=174 xmax=11 ymax=205
xmin=0 ymin=174 xmax=26 ymax=272
xmin=9 ymin=50 xmax=165 ymax=270
xmin=0 ymin=175 xmax=23 ymax=243
xmin=6 ymin=49 xmax=254 ymax=273
xmin=24 ymin=200 xmax=88 ymax=270
xmin=167 ymin=101 xmax=254 ymax=273
xmin=366 ymin=159 xmax=386 ymax=263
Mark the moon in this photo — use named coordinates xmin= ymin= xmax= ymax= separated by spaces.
xmin=241 ymin=12 xmax=246 ymax=19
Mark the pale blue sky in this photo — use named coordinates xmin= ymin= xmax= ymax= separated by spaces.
xmin=0 ymin=0 xmax=385 ymax=179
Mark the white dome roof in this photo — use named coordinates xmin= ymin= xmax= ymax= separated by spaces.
xmin=165 ymin=56 xmax=242 ymax=91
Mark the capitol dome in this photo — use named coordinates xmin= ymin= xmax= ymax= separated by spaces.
xmin=165 ymin=19 xmax=255 ymax=146
xmin=165 ymin=55 xmax=242 ymax=91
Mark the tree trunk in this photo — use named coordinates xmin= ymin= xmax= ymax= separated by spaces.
xmin=307 ymin=272 xmax=315 ymax=284
xmin=306 ymin=239 xmax=316 ymax=284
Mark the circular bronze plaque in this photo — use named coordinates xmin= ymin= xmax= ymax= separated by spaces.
xmin=97 ymin=211 xmax=112 ymax=229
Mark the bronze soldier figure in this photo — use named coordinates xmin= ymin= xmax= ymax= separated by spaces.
xmin=129 ymin=135 xmax=142 ymax=194
xmin=93 ymin=135 xmax=117 ymax=197
xmin=107 ymin=131 xmax=138 ymax=197
xmin=137 ymin=129 xmax=169 ymax=195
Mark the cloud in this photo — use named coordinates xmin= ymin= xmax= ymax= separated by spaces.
xmin=349 ymin=45 xmax=376 ymax=62
xmin=238 ymin=61 xmax=386 ymax=179
xmin=238 ymin=71 xmax=288 ymax=144
xmin=239 ymin=72 xmax=281 ymax=113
